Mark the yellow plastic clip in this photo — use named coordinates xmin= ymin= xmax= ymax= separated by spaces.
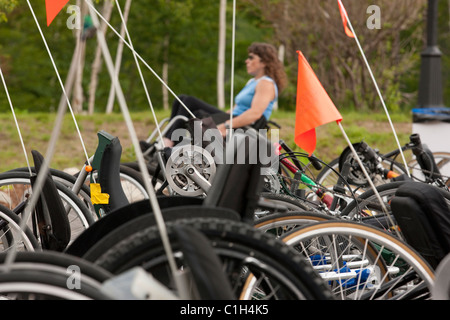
xmin=90 ymin=183 xmax=110 ymax=205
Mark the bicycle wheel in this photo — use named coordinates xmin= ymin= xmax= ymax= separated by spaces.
xmin=69 ymin=201 xmax=237 ymax=260
xmin=338 ymin=143 xmax=408 ymax=188
xmin=53 ymin=180 xmax=95 ymax=243
xmin=10 ymin=167 xmax=94 ymax=214
xmin=0 ymin=250 xmax=113 ymax=283
xmin=315 ymin=157 xmax=340 ymax=187
xmin=121 ymin=161 xmax=170 ymax=196
xmin=0 ymin=203 xmax=39 ymax=251
xmin=281 ymin=220 xmax=435 ymax=300
xmin=89 ymin=216 xmax=334 ymax=300
xmin=253 ymin=211 xmax=334 ymax=237
xmin=118 ymin=165 xmax=149 ymax=202
xmin=408 ymin=151 xmax=450 ymax=185
xmin=341 ymin=181 xmax=450 ymax=234
xmin=0 ymin=269 xmax=111 ymax=300
xmin=0 ymin=251 xmax=113 ymax=300
xmin=0 ymin=171 xmax=94 ymax=245
xmin=256 ymin=192 xmax=317 ymax=218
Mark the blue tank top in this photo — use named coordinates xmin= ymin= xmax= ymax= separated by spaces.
xmin=233 ymin=76 xmax=278 ymax=120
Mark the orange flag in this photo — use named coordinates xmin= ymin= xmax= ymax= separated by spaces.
xmin=45 ymin=0 xmax=70 ymax=26
xmin=337 ymin=0 xmax=355 ymax=38
xmin=294 ymin=51 xmax=342 ymax=155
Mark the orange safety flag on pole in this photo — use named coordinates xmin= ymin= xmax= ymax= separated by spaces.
xmin=45 ymin=0 xmax=70 ymax=26
xmin=294 ymin=51 xmax=342 ymax=156
xmin=337 ymin=0 xmax=355 ymax=38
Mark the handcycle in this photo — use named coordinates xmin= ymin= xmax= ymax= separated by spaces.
xmin=316 ymin=133 xmax=450 ymax=191
xmin=63 ymin=130 xmax=336 ymax=300
xmin=0 ymin=150 xmax=89 ymax=251
xmin=276 ymin=176 xmax=450 ymax=300
xmin=120 ymin=115 xmax=322 ymax=217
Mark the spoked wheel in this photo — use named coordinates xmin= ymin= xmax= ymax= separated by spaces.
xmin=0 ymin=172 xmax=94 ymax=245
xmin=0 ymin=203 xmax=39 ymax=252
xmin=88 ymin=216 xmax=334 ymax=300
xmin=408 ymin=151 xmax=450 ymax=185
xmin=253 ymin=211 xmax=334 ymax=237
xmin=338 ymin=143 xmax=408 ymax=188
xmin=281 ymin=220 xmax=435 ymax=300
xmin=0 ymin=251 xmax=114 ymax=300
xmin=254 ymin=192 xmax=313 ymax=218
xmin=341 ymin=181 xmax=450 ymax=235
xmin=315 ymin=158 xmax=340 ymax=187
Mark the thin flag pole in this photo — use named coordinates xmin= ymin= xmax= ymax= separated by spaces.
xmin=338 ymin=122 xmax=402 ymax=239
xmin=4 ymin=0 xmax=77 ymax=268
xmin=296 ymin=49 xmax=402 ymax=240
xmin=85 ymin=0 xmax=185 ymax=297
xmin=338 ymin=0 xmax=410 ymax=177
xmin=228 ymin=0 xmax=236 ymax=140
xmin=0 ymin=67 xmax=32 ymax=174
xmin=113 ymin=0 xmax=165 ymax=147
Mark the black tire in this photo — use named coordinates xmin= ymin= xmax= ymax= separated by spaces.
xmin=0 ymin=269 xmax=111 ymax=300
xmin=0 ymin=251 xmax=113 ymax=284
xmin=0 ymin=203 xmax=39 ymax=251
xmin=0 ymin=171 xmax=95 ymax=244
xmin=254 ymin=211 xmax=334 ymax=237
xmin=342 ymin=180 xmax=450 ymax=217
xmin=10 ymin=167 xmax=93 ymax=211
xmin=72 ymin=202 xmax=237 ymax=260
xmin=257 ymin=192 xmax=316 ymax=217
xmin=89 ymin=216 xmax=334 ymax=300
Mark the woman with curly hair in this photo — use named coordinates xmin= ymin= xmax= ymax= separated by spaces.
xmin=163 ymin=42 xmax=287 ymax=147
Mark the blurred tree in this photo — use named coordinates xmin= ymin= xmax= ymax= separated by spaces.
xmin=240 ymin=0 xmax=428 ymax=112
xmin=0 ymin=0 xmax=431 ymax=114
xmin=0 ymin=0 xmax=18 ymax=22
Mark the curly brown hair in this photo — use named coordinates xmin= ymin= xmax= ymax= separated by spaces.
xmin=248 ymin=42 xmax=288 ymax=92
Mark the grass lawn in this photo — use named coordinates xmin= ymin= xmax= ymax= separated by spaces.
xmin=0 ymin=109 xmax=414 ymax=172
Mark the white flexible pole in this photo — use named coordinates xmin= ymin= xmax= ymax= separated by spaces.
xmin=84 ymin=2 xmax=195 ymax=119
xmin=339 ymin=1 xmax=410 ymax=177
xmin=85 ymin=0 xmax=183 ymax=296
xmin=113 ymin=0 xmax=164 ymax=146
xmin=228 ymin=0 xmax=236 ymax=141
xmin=338 ymin=122 xmax=403 ymax=240
xmin=5 ymin=0 xmax=81 ymax=268
xmin=0 ymin=67 xmax=32 ymax=174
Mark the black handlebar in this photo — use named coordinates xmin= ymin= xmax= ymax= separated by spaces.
xmin=409 ymin=133 xmax=442 ymax=181
xmin=279 ymin=140 xmax=303 ymax=170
